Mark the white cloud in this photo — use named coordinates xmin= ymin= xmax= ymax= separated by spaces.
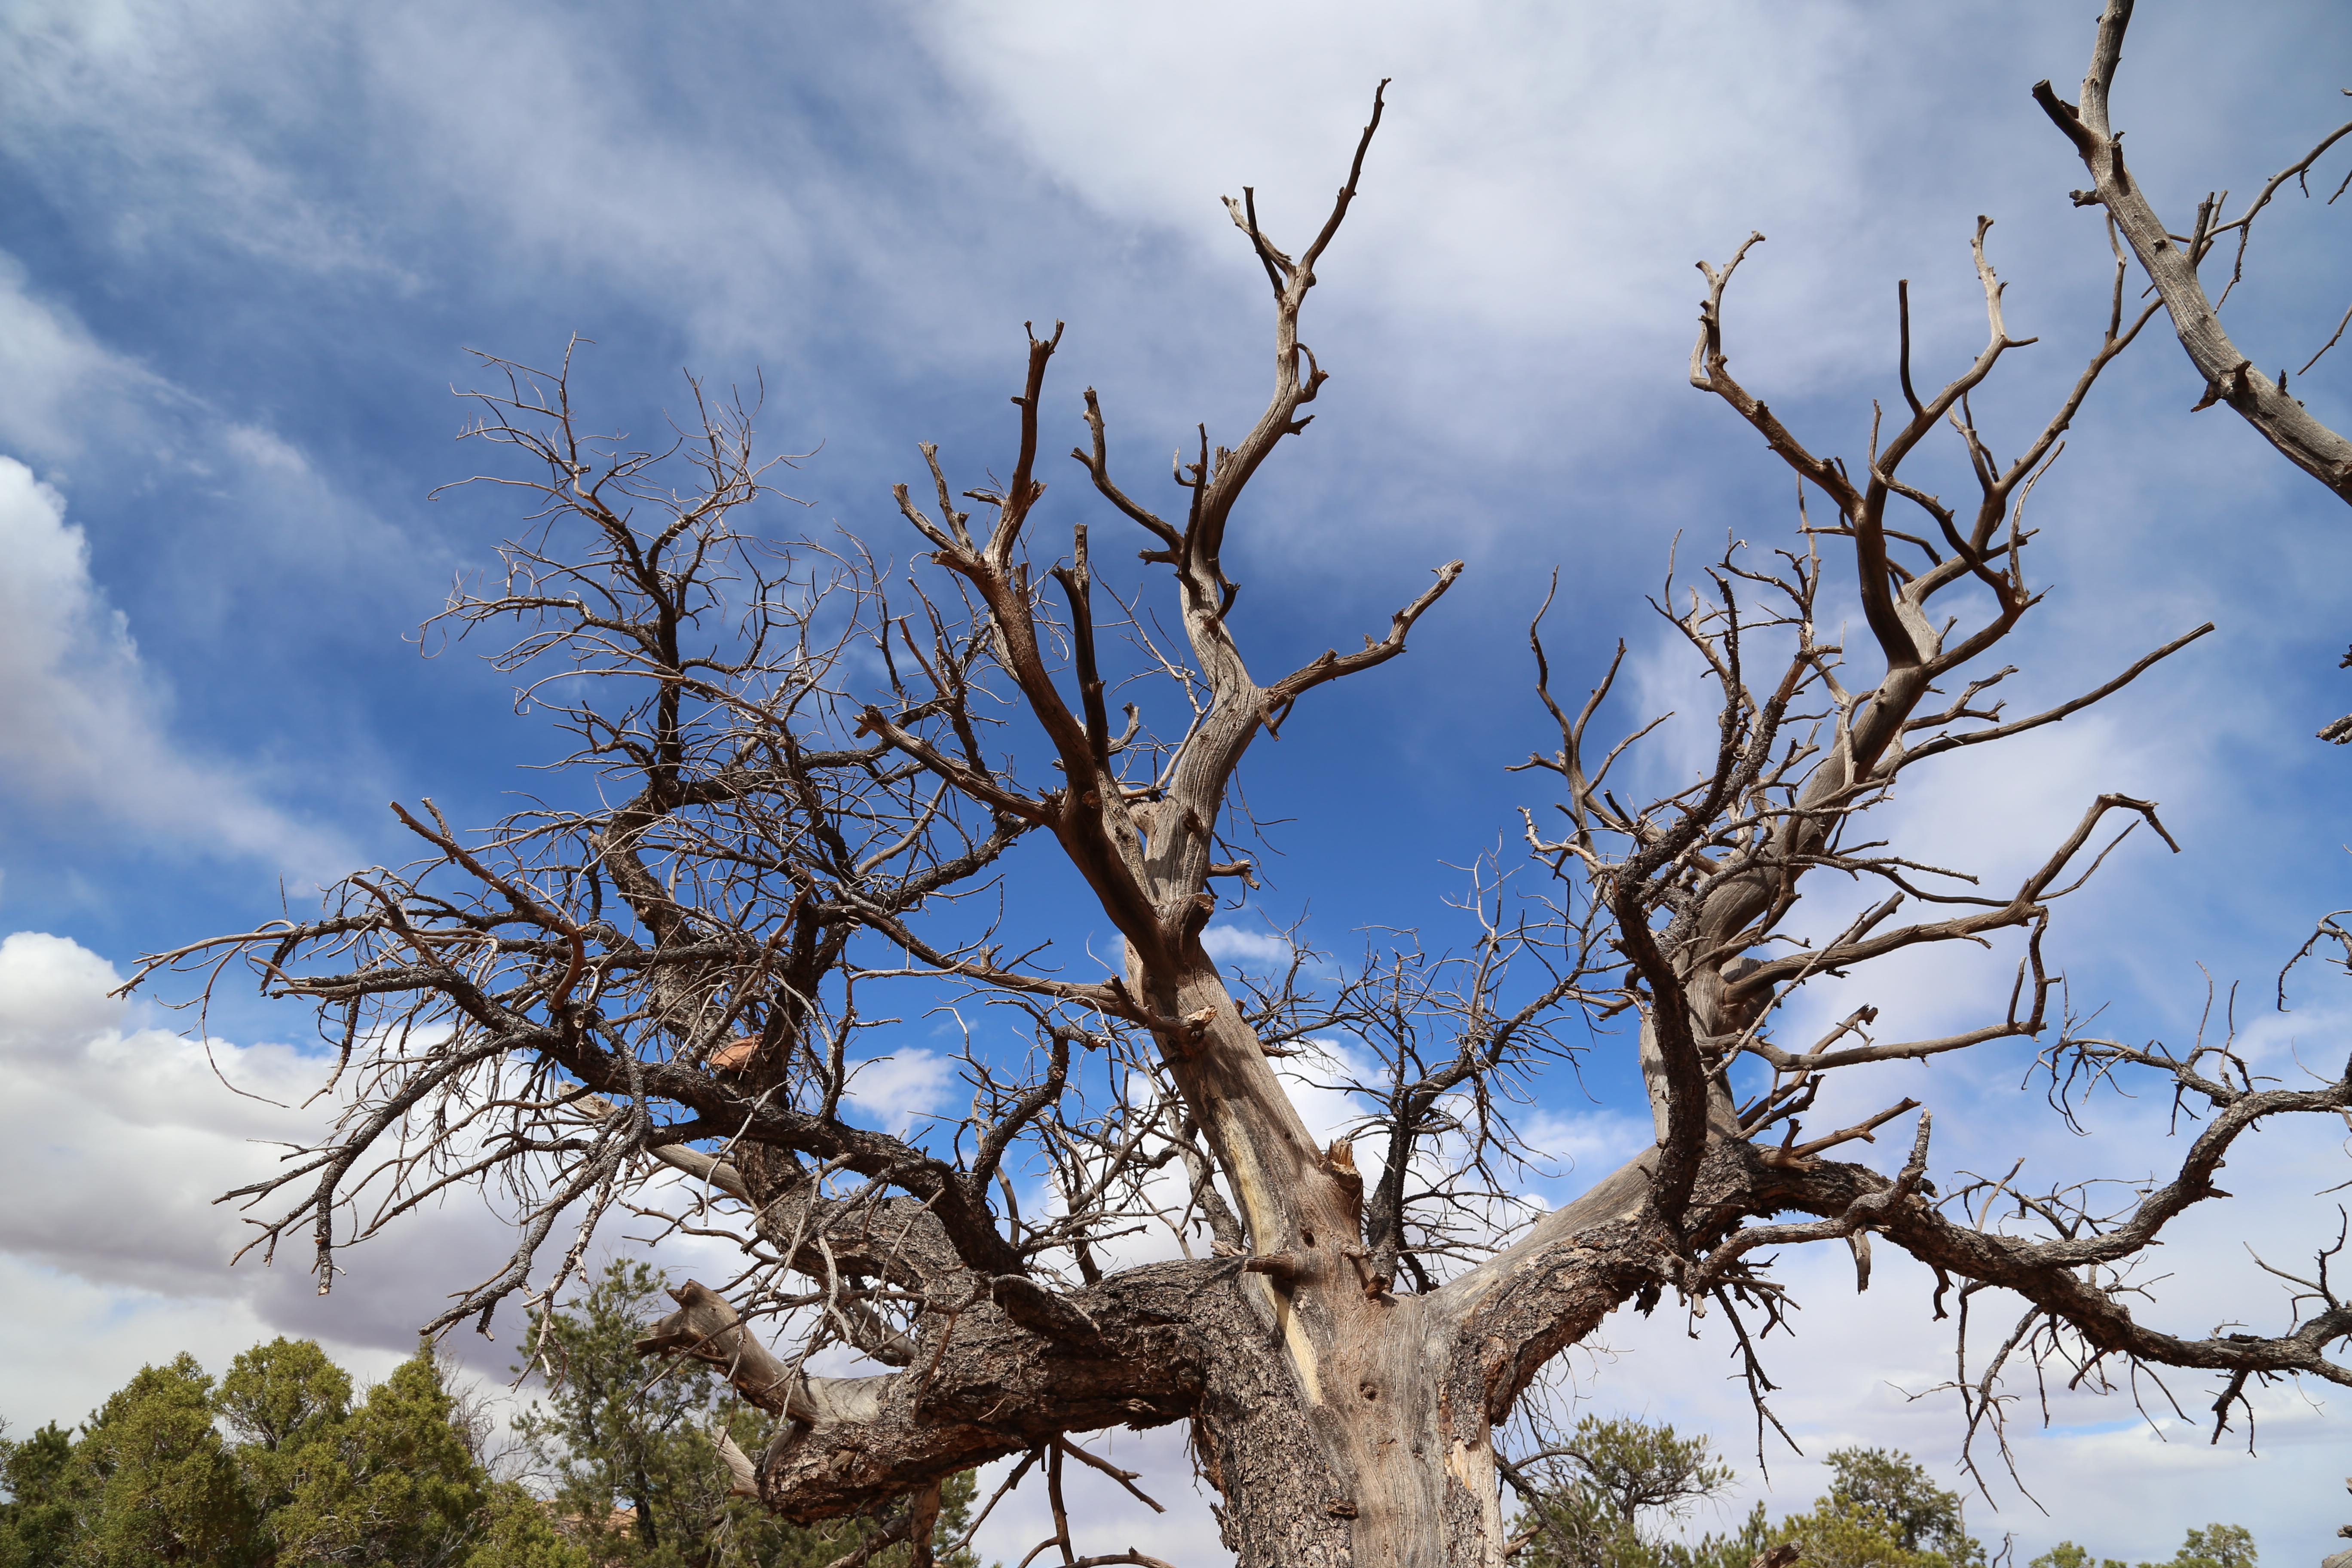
xmin=0 ymin=254 xmax=184 ymax=468
xmin=0 ymin=929 xmax=927 ymax=1440
xmin=0 ymin=932 xmax=535 ymax=1380
xmin=0 ymin=457 xmax=349 ymax=873
xmin=220 ymin=421 xmax=312 ymax=475
xmin=0 ymin=0 xmax=1020 ymax=365
xmin=0 ymin=1255 xmax=424 ymax=1436
xmin=1588 ymin=1238 xmax=2352 ymax=1561
xmin=0 ymin=0 xmax=413 ymax=288
xmin=842 ymin=1048 xmax=960 ymax=1138
xmin=916 ymin=1 xmax=1893 ymax=343
xmin=1512 ymin=1105 xmax=1654 ymax=1193
xmin=1200 ymin=922 xmax=1294 ymax=973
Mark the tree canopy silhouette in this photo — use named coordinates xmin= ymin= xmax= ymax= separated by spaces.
xmin=128 ymin=9 xmax=2352 ymax=1565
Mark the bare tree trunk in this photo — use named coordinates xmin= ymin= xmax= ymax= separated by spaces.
xmin=1188 ymin=1294 xmax=1507 ymax=1567
xmin=1145 ymin=949 xmax=1515 ymax=1565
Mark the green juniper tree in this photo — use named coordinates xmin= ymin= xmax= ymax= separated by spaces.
xmin=268 ymin=1343 xmax=495 ymax=1567
xmin=0 ymin=1421 xmax=80 ymax=1568
xmin=2145 ymin=1525 xmax=2257 ymax=1568
xmin=0 ymin=1340 xmax=584 ymax=1568
xmin=1819 ymin=1449 xmax=1982 ymax=1567
xmin=1571 ymin=1420 xmax=1736 ymax=1532
xmin=0 ymin=1318 xmax=982 ymax=1568
xmin=64 ymin=1353 xmax=252 ymax=1567
xmin=2030 ymin=1545 xmax=2123 ymax=1568
xmin=1509 ymin=1421 xmax=2269 ymax=1568
xmin=517 ymin=1260 xmax=731 ymax=1564
xmin=1765 ymin=1496 xmax=1945 ymax=1568
xmin=2031 ymin=1522 xmax=2258 ymax=1568
xmin=517 ymin=1258 xmax=982 ymax=1568
xmin=1510 ymin=1417 xmax=1757 ymax=1568
xmin=216 ymin=1336 xmax=355 ymax=1537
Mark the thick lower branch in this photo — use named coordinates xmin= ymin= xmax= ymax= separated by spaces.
xmin=652 ymin=1262 xmax=1213 ymax=1523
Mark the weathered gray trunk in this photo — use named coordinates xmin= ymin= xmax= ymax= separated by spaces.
xmin=1190 ymin=1277 xmax=1508 ymax=1567
xmin=1143 ymin=945 xmax=1695 ymax=1568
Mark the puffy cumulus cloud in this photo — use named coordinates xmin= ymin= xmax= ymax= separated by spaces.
xmin=0 ymin=931 xmax=528 ymax=1368
xmin=0 ymin=927 xmax=856 ymax=1443
xmin=0 ymin=458 xmax=349 ymax=873
xmin=1200 ymin=922 xmax=1295 ymax=974
xmin=840 ymin=1047 xmax=962 ymax=1139
xmin=0 ymin=1256 xmax=422 ymax=1436
xmin=0 ymin=928 xmax=309 ymax=1294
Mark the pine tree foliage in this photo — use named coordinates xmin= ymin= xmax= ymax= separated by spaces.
xmin=2032 ymin=1524 xmax=2260 ymax=1568
xmin=66 ymin=1354 xmax=252 ymax=1567
xmin=217 ymin=1338 xmax=355 ymax=1534
xmin=1571 ymin=1420 xmax=1736 ymax=1528
xmin=1510 ymin=1417 xmax=1754 ymax=1568
xmin=2156 ymin=1525 xmax=2258 ymax=1568
xmin=515 ymin=1258 xmax=982 ymax=1568
xmin=2029 ymin=1545 xmax=2128 ymax=1568
xmin=0 ymin=1422 xmax=82 ymax=1568
xmin=1814 ymin=1449 xmax=1981 ymax=1567
xmin=267 ymin=1346 xmax=494 ymax=1566
xmin=0 ymin=1306 xmax=986 ymax=1568
xmin=1767 ymin=1496 xmax=1946 ymax=1568
xmin=0 ymin=1343 xmax=579 ymax=1568
xmin=1507 ymin=1420 xmax=2260 ymax=1568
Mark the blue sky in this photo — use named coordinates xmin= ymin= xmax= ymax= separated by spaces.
xmin=4 ymin=0 xmax=2351 ymax=1559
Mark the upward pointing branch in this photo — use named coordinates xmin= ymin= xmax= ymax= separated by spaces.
xmin=2035 ymin=1 xmax=2352 ymax=507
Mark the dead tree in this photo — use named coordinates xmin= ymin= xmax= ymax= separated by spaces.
xmin=130 ymin=83 xmax=2352 ymax=1568
xmin=2035 ymin=0 xmax=2352 ymax=737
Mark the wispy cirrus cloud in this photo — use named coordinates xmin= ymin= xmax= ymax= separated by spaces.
xmin=0 ymin=456 xmax=349 ymax=874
